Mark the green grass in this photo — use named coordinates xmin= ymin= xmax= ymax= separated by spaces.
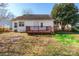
xmin=54 ymin=34 xmax=79 ymax=46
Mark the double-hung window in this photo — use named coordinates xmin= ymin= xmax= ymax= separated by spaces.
xmin=19 ymin=22 xmax=24 ymax=27
xmin=14 ymin=22 xmax=17 ymax=28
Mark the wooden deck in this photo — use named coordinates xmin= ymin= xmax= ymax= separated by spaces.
xmin=26 ymin=26 xmax=53 ymax=33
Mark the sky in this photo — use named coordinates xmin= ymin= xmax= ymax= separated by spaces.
xmin=7 ymin=3 xmax=54 ymax=16
xmin=7 ymin=3 xmax=79 ymax=17
xmin=7 ymin=3 xmax=79 ymax=16
xmin=1 ymin=3 xmax=79 ymax=28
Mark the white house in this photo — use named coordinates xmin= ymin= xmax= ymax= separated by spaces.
xmin=11 ymin=14 xmax=54 ymax=33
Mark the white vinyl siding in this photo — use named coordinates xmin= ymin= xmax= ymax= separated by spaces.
xmin=12 ymin=19 xmax=54 ymax=32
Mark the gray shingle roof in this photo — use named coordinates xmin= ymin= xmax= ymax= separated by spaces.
xmin=12 ymin=14 xmax=53 ymax=21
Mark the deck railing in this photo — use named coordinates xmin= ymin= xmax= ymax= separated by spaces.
xmin=26 ymin=26 xmax=51 ymax=31
xmin=26 ymin=26 xmax=52 ymax=33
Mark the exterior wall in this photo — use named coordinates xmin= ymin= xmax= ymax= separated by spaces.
xmin=12 ymin=21 xmax=26 ymax=32
xmin=12 ymin=19 xmax=54 ymax=32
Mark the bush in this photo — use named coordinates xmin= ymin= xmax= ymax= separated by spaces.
xmin=0 ymin=27 xmax=4 ymax=33
xmin=0 ymin=27 xmax=11 ymax=33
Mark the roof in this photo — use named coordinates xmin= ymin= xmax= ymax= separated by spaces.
xmin=12 ymin=14 xmax=53 ymax=21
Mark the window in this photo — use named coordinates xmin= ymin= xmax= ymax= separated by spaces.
xmin=19 ymin=22 xmax=24 ymax=27
xmin=14 ymin=23 xmax=17 ymax=28
xmin=41 ymin=23 xmax=43 ymax=27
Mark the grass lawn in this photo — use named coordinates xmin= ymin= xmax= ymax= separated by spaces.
xmin=54 ymin=34 xmax=79 ymax=46
xmin=0 ymin=32 xmax=79 ymax=56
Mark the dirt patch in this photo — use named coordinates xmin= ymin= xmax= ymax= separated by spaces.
xmin=0 ymin=32 xmax=79 ymax=55
xmin=71 ymin=34 xmax=79 ymax=40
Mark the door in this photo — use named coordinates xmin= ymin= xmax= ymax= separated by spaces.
xmin=32 ymin=21 xmax=39 ymax=30
xmin=39 ymin=22 xmax=46 ymax=30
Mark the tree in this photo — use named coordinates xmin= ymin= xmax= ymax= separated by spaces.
xmin=0 ymin=3 xmax=14 ymax=32
xmin=22 ymin=9 xmax=33 ymax=15
xmin=7 ymin=12 xmax=14 ymax=19
xmin=51 ymin=3 xmax=78 ymax=30
xmin=0 ymin=3 xmax=14 ymax=20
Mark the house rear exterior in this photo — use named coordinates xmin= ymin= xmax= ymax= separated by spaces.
xmin=11 ymin=14 xmax=54 ymax=33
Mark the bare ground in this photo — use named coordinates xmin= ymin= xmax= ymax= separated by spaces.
xmin=0 ymin=32 xmax=79 ymax=55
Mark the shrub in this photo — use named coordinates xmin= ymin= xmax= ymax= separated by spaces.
xmin=0 ymin=27 xmax=11 ymax=33
xmin=0 ymin=27 xmax=4 ymax=33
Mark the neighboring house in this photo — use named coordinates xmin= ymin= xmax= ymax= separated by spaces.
xmin=11 ymin=14 xmax=54 ymax=33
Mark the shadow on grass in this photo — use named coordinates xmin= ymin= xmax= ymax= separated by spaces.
xmin=55 ymin=31 xmax=79 ymax=34
xmin=27 ymin=33 xmax=55 ymax=37
xmin=27 ymin=32 xmax=79 ymax=37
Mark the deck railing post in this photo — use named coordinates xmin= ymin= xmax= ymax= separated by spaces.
xmin=38 ymin=26 xmax=39 ymax=33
